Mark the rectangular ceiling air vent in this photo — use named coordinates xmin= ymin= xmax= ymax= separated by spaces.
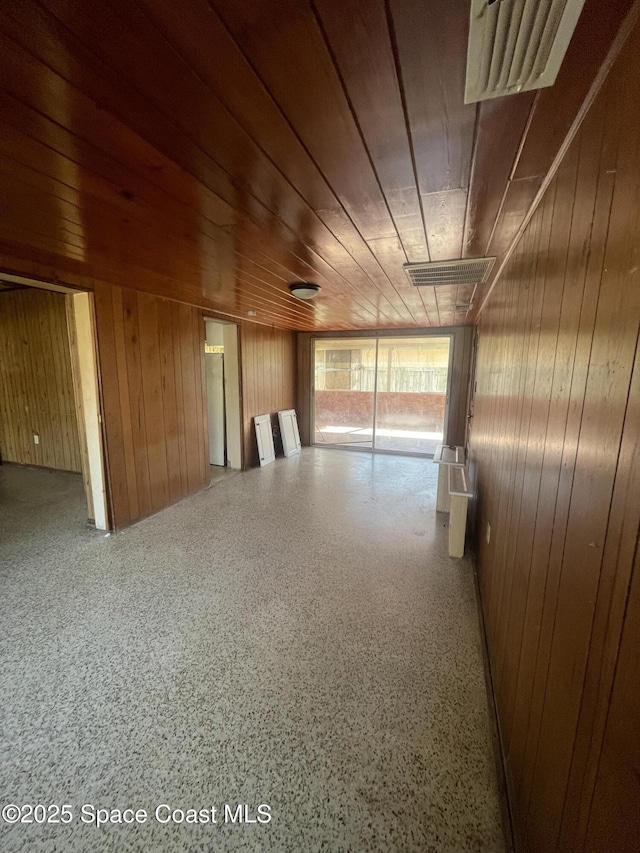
xmin=465 ymin=0 xmax=587 ymax=103
xmin=403 ymin=258 xmax=496 ymax=287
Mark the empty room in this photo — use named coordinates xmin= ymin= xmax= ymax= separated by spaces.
xmin=0 ymin=1 xmax=639 ymax=851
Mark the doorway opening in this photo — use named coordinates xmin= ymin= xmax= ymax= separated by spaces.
xmin=312 ymin=335 xmax=452 ymax=457
xmin=204 ymin=318 xmax=242 ymax=481
xmin=0 ymin=274 xmax=108 ymax=530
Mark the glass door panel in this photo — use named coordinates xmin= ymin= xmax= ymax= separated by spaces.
xmin=373 ymin=336 xmax=450 ymax=454
xmin=313 ymin=338 xmax=376 ymax=448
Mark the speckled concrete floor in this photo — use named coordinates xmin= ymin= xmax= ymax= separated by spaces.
xmin=0 ymin=452 xmax=506 ymax=852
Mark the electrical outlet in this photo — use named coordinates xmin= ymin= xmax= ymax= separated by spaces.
xmin=486 ymin=522 xmax=491 ymax=544
xmin=33 ymin=434 xmax=40 ymax=445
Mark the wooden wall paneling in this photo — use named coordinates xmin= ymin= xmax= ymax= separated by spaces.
xmin=486 ymin=176 xmax=543 ymax=260
xmin=177 ymin=303 xmax=201 ymax=494
xmin=21 ymin=293 xmax=51 ymax=462
xmin=512 ymin=0 xmax=636 ymax=182
xmin=445 ymin=326 xmax=474 ymax=448
xmin=467 ymin=0 xmax=638 ymax=325
xmin=471 ymin=20 xmax=640 ymax=850
xmin=492 ymin=204 xmax=551 ymax=733
xmin=93 ymin=283 xmax=209 ymax=528
xmin=506 ymin=187 xmax=574 ymax=814
xmin=523 ymin=46 xmax=640 ymax=851
xmin=483 ymin=226 xmax=536 ymax=695
xmin=137 ymin=292 xmax=170 ymax=510
xmin=475 ymin=238 xmax=518 ymax=642
xmin=483 ymin=278 xmax=519 ymax=627
xmin=497 ymin=187 xmax=557 ymax=755
xmin=170 ymin=306 xmax=190 ymax=497
xmin=240 ymin=323 xmax=296 ymax=468
xmin=156 ymin=299 xmax=181 ymax=504
xmin=27 ymin=291 xmax=62 ymax=467
xmin=121 ymin=286 xmax=153 ymax=519
xmin=562 ymin=333 xmax=640 ymax=849
xmin=584 ymin=547 xmax=640 ymax=851
xmin=505 ymin=81 xmax=613 ymax=790
xmin=492 ymin=213 xmax=542 ymax=702
xmin=507 ymin=139 xmax=581 ymax=825
xmin=492 ymin=203 xmax=547 ymax=703
xmin=0 ymin=298 xmax=18 ymax=462
xmin=112 ymin=286 xmax=145 ymax=524
xmin=0 ymin=288 xmax=82 ymax=472
xmin=296 ymin=332 xmax=312 ymax=446
xmin=41 ymin=292 xmax=71 ymax=467
xmin=0 ymin=295 xmax=24 ymax=463
xmin=48 ymin=288 xmax=77 ymax=470
xmin=473 ymin=215 xmax=540 ymax=823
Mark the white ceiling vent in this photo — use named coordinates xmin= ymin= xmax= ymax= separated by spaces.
xmin=465 ymin=0 xmax=587 ymax=103
xmin=403 ymin=258 xmax=496 ymax=287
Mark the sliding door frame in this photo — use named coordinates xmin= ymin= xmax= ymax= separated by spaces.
xmin=310 ymin=328 xmax=455 ymax=459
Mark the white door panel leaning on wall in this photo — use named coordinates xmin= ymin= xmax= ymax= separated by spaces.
xmin=254 ymin=414 xmax=276 ymax=467
xmin=278 ymin=409 xmax=301 ymax=457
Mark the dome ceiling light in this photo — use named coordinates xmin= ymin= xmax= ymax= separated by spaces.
xmin=289 ymin=282 xmax=321 ymax=300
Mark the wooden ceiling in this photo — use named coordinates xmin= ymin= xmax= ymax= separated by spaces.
xmin=0 ymin=0 xmax=634 ymax=330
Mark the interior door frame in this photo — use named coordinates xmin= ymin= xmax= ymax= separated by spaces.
xmin=203 ymin=316 xmax=242 ymax=470
xmin=0 ymin=273 xmax=110 ymax=529
xmin=310 ymin=328 xmax=456 ymax=459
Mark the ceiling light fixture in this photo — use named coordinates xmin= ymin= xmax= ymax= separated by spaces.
xmin=289 ymin=282 xmax=321 ymax=300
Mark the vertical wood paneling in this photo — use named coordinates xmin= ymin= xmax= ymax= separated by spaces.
xmin=156 ymin=299 xmax=181 ymax=504
xmin=93 ymin=282 xmax=208 ymax=528
xmin=470 ymin=21 xmax=640 ymax=853
xmin=584 ymin=548 xmax=640 ymax=851
xmin=296 ymin=332 xmax=312 ymax=446
xmin=0 ymin=288 xmax=81 ymax=471
xmin=445 ymin=325 xmax=474 ymax=448
xmin=240 ymin=323 xmax=296 ymax=468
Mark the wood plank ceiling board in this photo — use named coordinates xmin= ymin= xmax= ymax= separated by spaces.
xmin=0 ymin=0 xmax=382 ymax=326
xmin=388 ymin=0 xmax=476 ymax=266
xmin=311 ymin=0 xmax=437 ymax=325
xmin=210 ymin=0 xmax=427 ymax=326
xmin=463 ymin=91 xmax=537 ymax=259
xmin=0 ymin=0 xmax=635 ymax=331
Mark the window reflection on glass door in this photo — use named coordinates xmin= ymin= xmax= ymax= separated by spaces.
xmin=313 ymin=335 xmax=451 ymax=456
xmin=374 ymin=337 xmax=450 ymax=455
xmin=313 ymin=338 xmax=376 ymax=448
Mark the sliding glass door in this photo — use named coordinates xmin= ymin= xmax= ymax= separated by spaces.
xmin=313 ymin=335 xmax=451 ymax=456
xmin=313 ymin=338 xmax=376 ymax=448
